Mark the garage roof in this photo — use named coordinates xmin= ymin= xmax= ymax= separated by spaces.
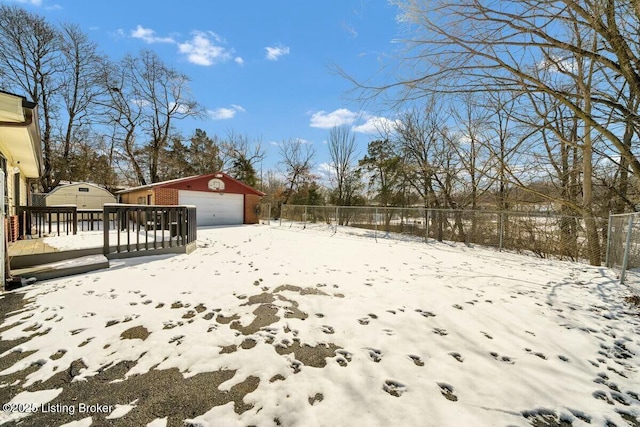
xmin=117 ymin=172 xmax=265 ymax=196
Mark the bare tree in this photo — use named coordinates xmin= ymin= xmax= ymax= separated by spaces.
xmin=342 ymin=0 xmax=640 ymax=264
xmin=97 ymin=58 xmax=147 ymax=185
xmin=0 ymin=6 xmax=114 ymax=190
xmin=56 ymin=23 xmax=104 ymax=183
xmin=0 ymin=5 xmax=62 ymax=191
xmin=327 ymin=125 xmax=361 ymax=210
xmin=98 ymin=50 xmax=201 ymax=185
xmin=278 ymin=139 xmax=315 ymax=204
xmin=221 ymin=131 xmax=265 ymax=187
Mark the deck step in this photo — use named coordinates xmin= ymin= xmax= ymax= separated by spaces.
xmin=10 ymin=247 xmax=104 ymax=269
xmin=11 ymin=255 xmax=110 ymax=282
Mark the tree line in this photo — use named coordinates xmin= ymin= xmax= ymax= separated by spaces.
xmin=0 ymin=5 xmax=267 ymax=192
xmin=327 ymin=0 xmax=640 ymax=266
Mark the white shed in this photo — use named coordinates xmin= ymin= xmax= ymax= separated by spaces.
xmin=45 ymin=182 xmax=116 ymax=209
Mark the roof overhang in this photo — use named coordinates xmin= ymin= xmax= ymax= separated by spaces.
xmin=0 ymin=92 xmax=43 ymax=178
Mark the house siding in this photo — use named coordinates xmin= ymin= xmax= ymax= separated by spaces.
xmin=120 ymin=188 xmax=153 ymax=205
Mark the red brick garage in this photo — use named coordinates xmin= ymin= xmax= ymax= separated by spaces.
xmin=117 ymin=173 xmax=265 ymax=226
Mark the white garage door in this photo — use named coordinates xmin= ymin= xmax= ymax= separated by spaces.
xmin=178 ymin=191 xmax=244 ymax=226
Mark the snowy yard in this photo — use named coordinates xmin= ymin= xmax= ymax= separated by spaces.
xmin=0 ymin=224 xmax=639 ymax=426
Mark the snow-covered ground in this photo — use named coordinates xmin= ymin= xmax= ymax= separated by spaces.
xmin=1 ymin=224 xmax=639 ymax=426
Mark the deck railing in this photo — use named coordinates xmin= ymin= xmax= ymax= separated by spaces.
xmin=102 ymin=204 xmax=197 ymax=259
xmin=16 ymin=206 xmax=120 ymax=237
xmin=17 ymin=205 xmax=78 ymax=238
xmin=16 ymin=204 xmax=197 ymax=259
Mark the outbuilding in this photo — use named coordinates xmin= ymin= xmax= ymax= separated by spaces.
xmin=45 ymin=182 xmax=116 ymax=209
xmin=116 ymin=173 xmax=265 ymax=226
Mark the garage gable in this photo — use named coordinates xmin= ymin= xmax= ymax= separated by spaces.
xmin=158 ymin=172 xmax=264 ymax=196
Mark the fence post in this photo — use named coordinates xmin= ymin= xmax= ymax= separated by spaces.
xmin=279 ymin=204 xmax=283 ymax=227
xmin=620 ymin=214 xmax=634 ymax=284
xmin=103 ymin=206 xmax=110 ymax=256
xmin=335 ymin=206 xmax=339 ymax=233
xmin=426 ymin=209 xmax=430 ymax=242
xmin=605 ymin=211 xmax=613 ymax=268
xmin=374 ymin=208 xmax=378 ymax=241
xmin=499 ymin=212 xmax=505 ymax=251
xmin=268 ymin=204 xmax=271 ymax=225
xmin=304 ymin=205 xmax=307 ymax=229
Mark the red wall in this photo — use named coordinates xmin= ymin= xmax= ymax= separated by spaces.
xmin=159 ymin=174 xmax=260 ymax=195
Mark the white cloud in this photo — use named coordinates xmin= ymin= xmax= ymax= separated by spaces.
xmin=352 ymin=116 xmax=400 ymax=134
xmin=265 ymin=45 xmax=290 ymax=61
xmin=234 ymin=57 xmax=244 ymax=66
xmin=169 ymin=102 xmax=191 ymax=115
xmin=178 ymin=31 xmax=233 ymax=66
xmin=309 ymin=108 xmax=358 ymax=129
xmin=13 ymin=0 xmax=42 ymax=5
xmin=208 ymin=104 xmax=245 ymax=120
xmin=537 ymin=55 xmax=577 ymax=74
xmin=131 ymin=25 xmax=175 ymax=44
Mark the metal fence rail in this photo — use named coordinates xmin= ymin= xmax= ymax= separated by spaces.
xmin=606 ymin=212 xmax=640 ymax=290
xmin=274 ymin=204 xmax=602 ymax=262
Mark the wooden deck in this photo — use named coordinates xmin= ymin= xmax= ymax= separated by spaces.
xmin=7 ymin=238 xmax=108 ymax=282
xmin=8 ymin=239 xmax=59 ymax=257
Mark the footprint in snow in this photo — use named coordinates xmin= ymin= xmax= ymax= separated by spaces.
xmin=415 ymin=309 xmax=436 ymax=318
xmin=490 ymin=352 xmax=514 ymax=364
xmin=336 ymin=350 xmax=352 ymax=367
xmin=449 ymin=352 xmax=464 ymax=363
xmin=367 ymin=348 xmax=383 ymax=363
xmin=320 ymin=325 xmax=334 ymax=334
xmin=433 ymin=328 xmax=448 ymax=336
xmin=382 ymin=329 xmax=395 ymax=336
xmin=408 ymin=355 xmax=424 ymax=366
xmin=437 ymin=383 xmax=458 ymax=401
xmin=358 ymin=318 xmax=370 ymax=325
xmin=383 ymin=380 xmax=407 ymax=397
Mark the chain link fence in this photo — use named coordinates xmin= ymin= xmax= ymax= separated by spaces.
xmin=606 ymin=212 xmax=640 ymax=292
xmin=265 ymin=204 xmax=605 ymax=262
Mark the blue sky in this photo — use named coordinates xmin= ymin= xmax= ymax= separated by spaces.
xmin=8 ymin=0 xmax=404 ymax=173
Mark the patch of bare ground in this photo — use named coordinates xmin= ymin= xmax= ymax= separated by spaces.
xmin=231 ymin=304 xmax=280 ymax=335
xmin=625 ymin=294 xmax=640 ymax=310
xmin=275 ymin=341 xmax=340 ymax=368
xmin=273 ymin=284 xmax=329 ymax=297
xmin=120 ymin=325 xmax=151 ymax=341
xmin=2 ymin=357 xmax=259 ymax=426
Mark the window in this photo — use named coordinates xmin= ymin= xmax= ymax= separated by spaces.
xmin=78 ymin=187 xmax=89 ymax=192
